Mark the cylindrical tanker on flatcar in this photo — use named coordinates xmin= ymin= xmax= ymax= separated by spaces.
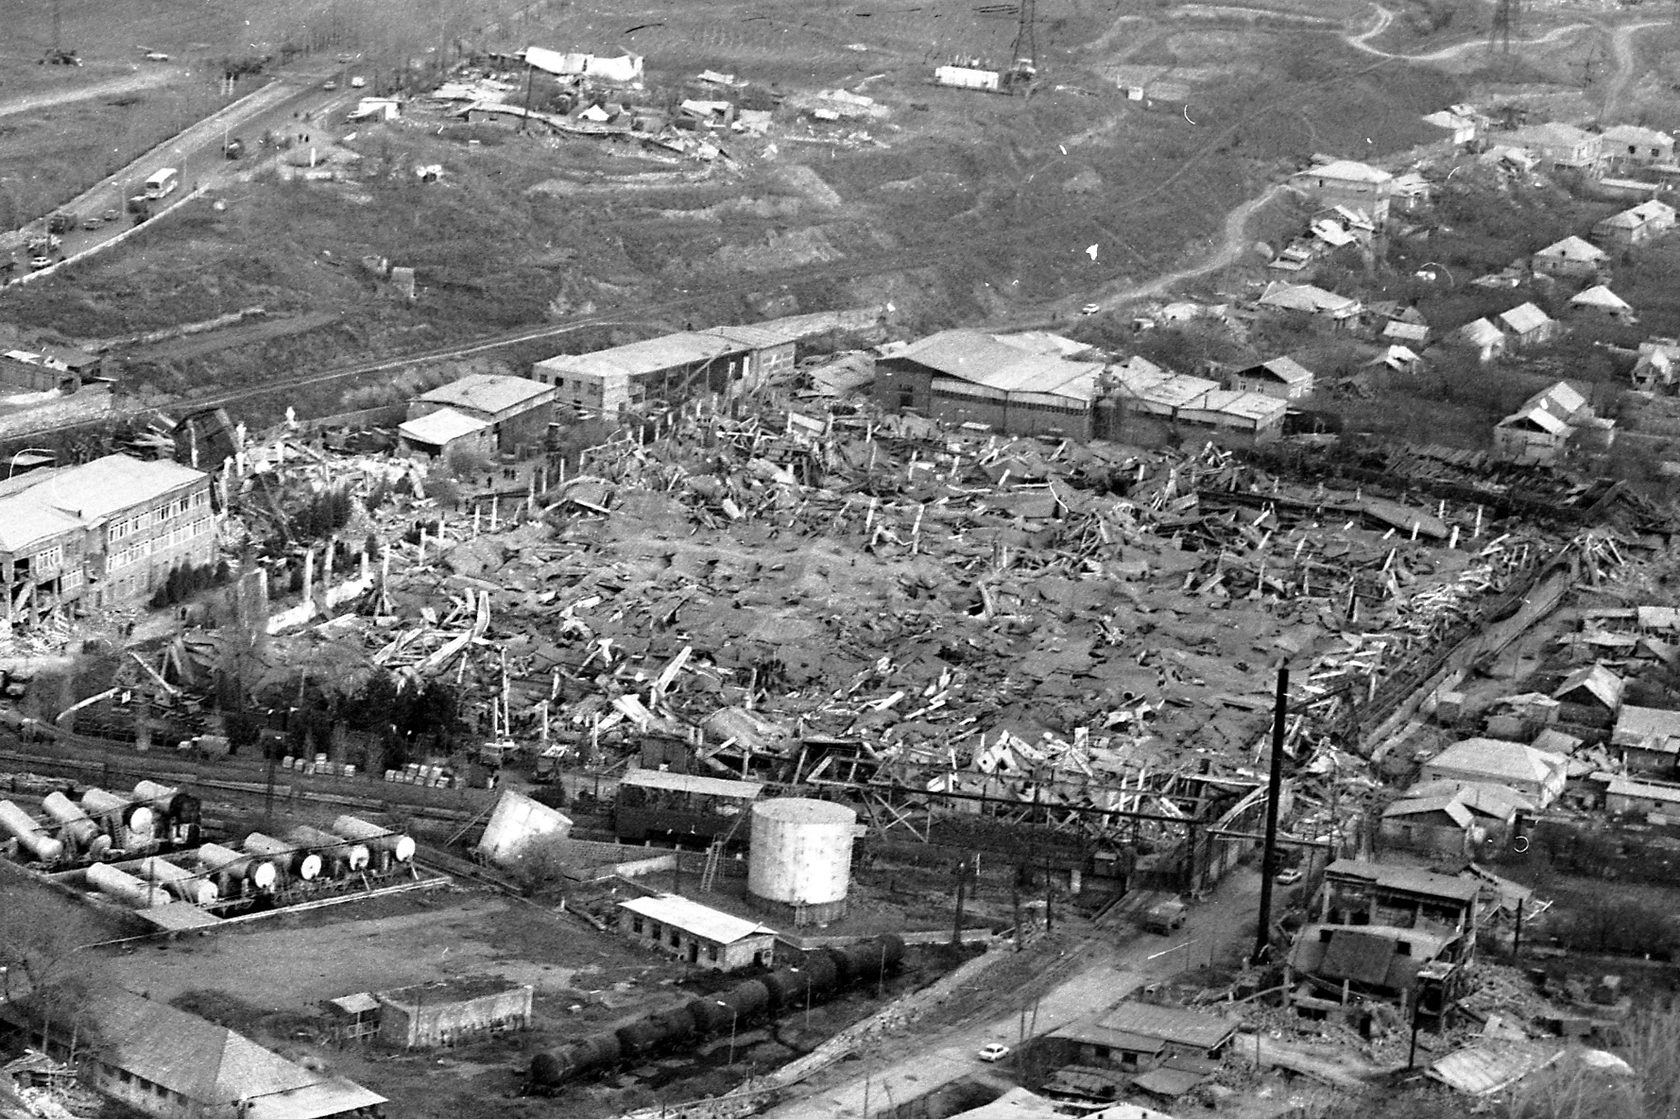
xmin=286 ymin=825 xmax=370 ymax=874
xmin=41 ymin=791 xmax=105 ymax=856
xmin=133 ymin=780 xmax=202 ymax=845
xmin=80 ymin=788 xmax=154 ymax=846
xmin=243 ymin=832 xmax=322 ymax=881
xmin=196 ymin=842 xmax=278 ymax=893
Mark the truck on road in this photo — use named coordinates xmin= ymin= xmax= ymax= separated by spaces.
xmin=143 ymin=167 xmax=180 ymax=200
xmin=1143 ymin=899 xmax=1187 ymax=934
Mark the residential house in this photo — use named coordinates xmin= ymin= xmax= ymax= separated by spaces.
xmin=1288 ymin=159 xmax=1394 ymax=223
xmin=1600 ymin=124 xmax=1675 ymax=173
xmin=1508 ymin=122 xmax=1601 ymax=172
xmin=1456 ymin=318 xmax=1506 ymax=363
xmin=617 ymin=893 xmax=777 ymax=971
xmin=1422 ymin=107 xmax=1480 ymax=147
xmin=1255 ymin=282 xmax=1362 ymax=327
xmin=396 ymin=408 xmax=494 ymax=461
xmin=1405 ymin=779 xmax=1530 ymax=839
xmin=1632 ymin=338 xmax=1680 ymax=391
xmin=1531 ymin=235 xmax=1608 ymax=280
xmin=1594 ymin=199 xmax=1677 ymax=249
xmin=1382 ymin=319 xmax=1430 ymax=347
xmin=1493 ymin=380 xmax=1612 ymax=464
xmin=1227 ymin=356 xmax=1314 ymax=400
xmin=1568 ymin=284 xmax=1636 ymax=325
xmin=533 ymin=333 xmax=752 ymax=419
xmin=1605 ymin=775 xmax=1680 ymax=816
xmin=408 ymin=374 xmax=555 ymax=455
xmin=1497 ymin=303 xmax=1560 ymax=349
xmin=1380 ymin=794 xmax=1478 ymax=856
xmin=21 ymin=455 xmax=215 ymax=611
xmin=1419 ymin=738 xmax=1568 ymax=807
xmin=1611 ymin=705 xmax=1680 ymax=775
xmin=1551 ymin=663 xmax=1624 ymax=724
xmin=68 ymin=986 xmax=386 ymax=1119
xmin=0 ymin=492 xmax=87 ymax=627
xmin=1390 ymin=170 xmax=1433 ymax=212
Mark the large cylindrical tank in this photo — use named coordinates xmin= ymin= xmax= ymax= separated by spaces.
xmin=81 ymin=788 xmax=154 ymax=842
xmin=799 ymin=953 xmax=840 ymax=998
xmin=718 ymin=979 xmax=769 ymax=1024
xmin=330 ymin=815 xmax=416 ymax=862
xmin=839 ymin=934 xmax=906 ymax=982
xmin=197 ymin=842 xmax=278 ymax=892
xmin=0 ymin=800 xmax=65 ymax=863
xmin=87 ymin=862 xmax=163 ymax=908
xmin=762 ymin=967 xmax=809 ymax=1011
xmin=614 ymin=1018 xmax=673 ymax=1060
xmin=134 ymin=780 xmax=201 ymax=839
xmin=138 ymin=856 xmax=218 ymax=905
xmin=41 ymin=791 xmax=104 ymax=855
xmin=287 ymin=825 xmax=370 ymax=873
xmin=244 ymin=832 xmax=322 ymax=881
xmin=747 ymin=798 xmax=856 ymax=907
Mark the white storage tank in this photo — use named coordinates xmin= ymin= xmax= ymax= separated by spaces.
xmin=138 ymin=856 xmax=219 ymax=905
xmin=748 ymin=798 xmax=856 ymax=923
xmin=87 ymin=863 xmax=164 ymax=908
xmin=0 ymin=800 xmax=65 ymax=864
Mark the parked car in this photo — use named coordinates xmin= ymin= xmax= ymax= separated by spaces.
xmin=1275 ymin=867 xmax=1304 ymax=886
xmin=977 ymin=1044 xmax=1011 ymax=1063
xmin=102 ymin=209 xmax=120 ymax=223
xmin=29 ymin=255 xmax=55 ymax=270
xmin=1143 ymin=900 xmax=1187 ymax=934
xmin=350 ymin=75 xmax=366 ymax=88
xmin=1080 ymin=303 xmax=1102 ymax=315
xmin=323 ymin=79 xmax=338 ymax=90
xmin=81 ymin=215 xmax=102 ymax=230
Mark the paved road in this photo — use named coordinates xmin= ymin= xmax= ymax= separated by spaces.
xmin=6 ymin=72 xmax=357 ymax=274
xmin=765 ymin=869 xmax=1265 ymax=1119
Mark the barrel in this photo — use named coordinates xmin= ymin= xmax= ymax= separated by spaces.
xmin=0 ymin=800 xmax=64 ymax=863
xmin=243 ymin=832 xmax=321 ymax=881
xmin=138 ymin=856 xmax=218 ymax=905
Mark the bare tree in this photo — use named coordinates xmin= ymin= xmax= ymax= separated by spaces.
xmin=0 ymin=864 xmax=115 ymax=1059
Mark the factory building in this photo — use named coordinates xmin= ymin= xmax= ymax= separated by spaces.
xmin=407 ymin=374 xmax=556 ymax=457
xmin=63 ymin=987 xmax=386 ymax=1119
xmin=747 ymin=797 xmax=858 ymax=926
xmin=373 ymin=978 xmax=534 ymax=1049
xmin=618 ymin=893 xmax=777 ymax=971
xmin=532 ymin=333 xmax=753 ymax=418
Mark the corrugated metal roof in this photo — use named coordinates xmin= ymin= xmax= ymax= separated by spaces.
xmin=398 ymin=407 xmax=491 ymax=446
xmin=618 ymin=893 xmax=776 ymax=944
xmin=538 ymin=333 xmax=745 ymax=382
xmin=326 ymin=992 xmax=381 ymax=1015
xmin=1607 ymin=776 xmax=1680 ymax=804
xmin=1250 ymin=357 xmax=1314 ymax=386
xmin=27 ymin=455 xmax=205 ymax=523
xmin=1324 ymin=858 xmax=1482 ymax=903
xmin=620 ymin=769 xmax=763 ymax=798
xmin=1427 ymin=1041 xmax=1560 ymax=1095
xmin=1093 ymin=1001 xmax=1238 ymax=1051
xmin=1257 ymin=282 xmax=1359 ymax=315
xmin=417 ymin=373 xmax=553 ymax=416
xmin=1458 ymin=318 xmax=1504 ymax=346
xmin=1614 ymin=704 xmax=1680 ymax=748
xmin=0 ymin=493 xmax=84 ymax=554
xmin=703 ymin=322 xmax=804 ymax=348
xmin=892 ymin=330 xmax=1047 ymax=381
xmin=1570 ymin=285 xmax=1632 ymax=312
xmin=1295 ymin=160 xmax=1392 ymax=185
xmin=1382 ymin=795 xmax=1474 ymax=827
xmin=1552 ymin=664 xmax=1624 ymax=708
xmin=1425 ymin=738 xmax=1566 ymax=789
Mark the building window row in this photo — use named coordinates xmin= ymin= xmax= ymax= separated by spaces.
xmin=108 ymin=489 xmax=209 ymax=542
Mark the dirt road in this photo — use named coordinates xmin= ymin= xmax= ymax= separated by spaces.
xmin=1598 ymin=20 xmax=1667 ymax=123
xmin=1100 ymin=183 xmax=1286 ymax=306
xmin=764 ymin=869 xmax=1265 ymax=1119
xmin=0 ymin=66 xmax=183 ymax=119
xmin=1344 ymin=3 xmax=1589 ymax=61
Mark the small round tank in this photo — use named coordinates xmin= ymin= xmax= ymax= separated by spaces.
xmin=0 ymin=800 xmax=64 ymax=863
xmin=330 ymin=815 xmax=416 ymax=862
xmin=137 ymin=856 xmax=218 ymax=905
xmin=243 ymin=832 xmax=321 ymax=881
xmin=197 ymin=842 xmax=278 ymax=892
xmin=87 ymin=862 xmax=164 ymax=908
xmin=748 ymin=798 xmax=856 ymax=907
xmin=41 ymin=791 xmax=100 ymax=852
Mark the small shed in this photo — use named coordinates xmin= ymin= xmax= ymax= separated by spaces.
xmin=1380 ymin=795 xmax=1476 ymax=855
xmin=1497 ymin=303 xmax=1559 ymax=349
xmin=1612 ymin=705 xmax=1680 ymax=774
xmin=320 ymin=992 xmax=382 ymax=1042
xmin=1551 ymin=664 xmax=1624 ymax=722
xmin=618 ymin=893 xmax=777 ymax=971
xmin=375 ymin=978 xmax=534 ymax=1048
xmin=1605 ymin=775 xmax=1680 ymax=816
xmin=396 ymin=407 xmax=493 ymax=460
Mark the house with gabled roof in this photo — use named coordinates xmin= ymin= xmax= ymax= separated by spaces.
xmin=1422 ymin=738 xmax=1567 ymax=805
xmin=1508 ymin=121 xmax=1601 ymax=171
xmin=1632 ymin=338 xmax=1680 ymax=391
xmin=1422 ymin=107 xmax=1480 ymax=147
xmin=1493 ymin=381 xmax=1607 ymax=465
xmin=1380 ymin=794 xmax=1477 ymax=855
xmin=1256 ymin=281 xmax=1361 ymax=326
xmin=410 ymin=373 xmax=555 ymax=454
xmin=1568 ymin=284 xmax=1636 ymax=325
xmin=1456 ymin=318 xmax=1506 ymax=363
xmin=1531 ymin=235 xmax=1608 ymax=280
xmin=1497 ymin=302 xmax=1559 ymax=349
xmin=1227 ymin=356 xmax=1315 ymax=400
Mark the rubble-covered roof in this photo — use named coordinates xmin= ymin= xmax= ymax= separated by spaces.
xmin=1091 ymin=1000 xmax=1238 ymax=1052
xmin=618 ymin=893 xmax=775 ymax=944
xmin=1324 ymin=859 xmax=1481 ymax=903
xmin=1427 ymin=1041 xmax=1560 ymax=1095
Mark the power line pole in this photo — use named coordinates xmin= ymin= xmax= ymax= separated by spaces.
xmin=1252 ymin=665 xmax=1289 ymax=963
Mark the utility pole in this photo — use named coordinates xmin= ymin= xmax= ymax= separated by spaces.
xmin=952 ymin=858 xmax=969 ymax=946
xmin=1252 ymin=665 xmax=1289 ymax=963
